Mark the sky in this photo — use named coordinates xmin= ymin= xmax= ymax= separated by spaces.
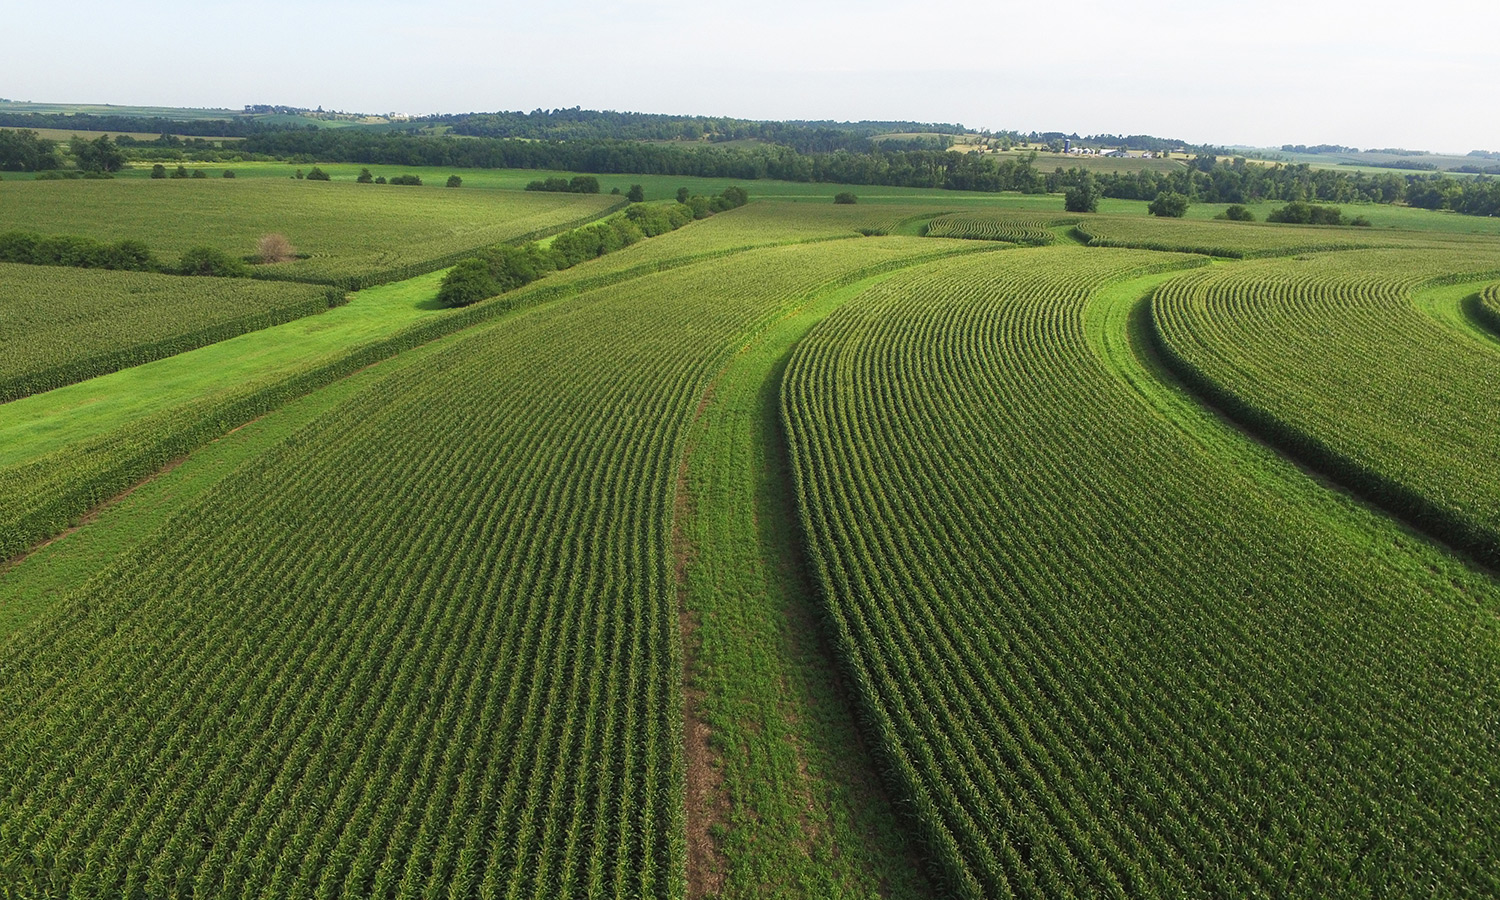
xmin=4 ymin=0 xmax=1497 ymax=153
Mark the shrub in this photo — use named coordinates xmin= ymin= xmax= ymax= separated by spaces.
xmin=222 ymin=170 xmax=236 ymax=179
xmin=151 ymin=164 xmax=167 ymax=179
xmin=0 ymin=231 xmax=39 ymax=263
xmin=568 ymin=175 xmax=600 ymax=194
xmin=446 ymin=174 xmax=462 ymax=188
xmin=256 ymin=233 xmax=298 ymax=264
xmin=676 ymin=187 xmax=691 ymax=203
xmin=626 ymin=184 xmax=644 ymax=202
xmin=103 ymin=239 xmax=159 ymax=271
xmin=437 ymin=257 xmax=498 ymax=307
xmin=686 ymin=196 xmax=712 ymax=219
xmin=177 ymin=246 xmax=249 ymax=277
xmin=389 ymin=174 xmax=422 ymax=186
xmin=35 ymin=234 xmax=109 ymax=268
xmin=191 ymin=169 xmax=207 ymax=179
xmin=833 ymin=192 xmax=858 ymax=205
xmin=1220 ymin=204 xmax=1255 ymax=221
xmin=306 ymin=167 xmax=331 ymax=181
xmin=357 ymin=168 xmax=374 ymax=184
xmin=374 ymin=175 xmax=387 ymax=184
xmin=1148 ymin=192 xmax=1190 ymax=218
xmin=171 ymin=165 xmax=190 ymax=179
xmin=1267 ymin=202 xmax=1345 ymax=225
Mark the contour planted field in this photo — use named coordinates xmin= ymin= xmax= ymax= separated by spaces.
xmin=0 ymin=179 xmax=620 ymax=287
xmin=1151 ymin=247 xmax=1500 ymax=564
xmin=0 ymin=263 xmax=336 ymax=402
xmin=1074 ymin=214 xmax=1386 ymax=258
xmin=924 ymin=211 xmax=1067 ymax=245
xmin=0 ymin=236 xmax=971 ymax=899
xmin=1478 ymin=281 xmax=1500 ymax=334
xmin=783 ymin=246 xmax=1500 ymax=898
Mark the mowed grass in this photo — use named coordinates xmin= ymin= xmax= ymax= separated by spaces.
xmin=0 ymin=177 xmax=620 ymax=285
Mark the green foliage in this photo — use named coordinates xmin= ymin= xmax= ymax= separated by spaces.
xmin=1075 ymin=214 xmax=1384 ymax=258
xmin=0 ymin=263 xmax=332 ymax=401
xmin=388 ymin=173 xmax=422 ymax=186
xmin=374 ymin=175 xmax=386 ymax=184
xmin=833 ymin=191 xmax=858 ymax=205
xmin=435 ymin=257 xmax=498 ymax=307
xmin=784 ymin=245 xmax=1500 ymax=898
xmin=626 ymin=183 xmax=644 ymax=202
xmin=176 ymin=246 xmax=249 ymax=277
xmin=1064 ymin=175 xmax=1100 ymax=213
xmin=1152 ymin=246 xmax=1500 ymax=566
xmin=568 ymin=174 xmax=599 ymax=193
xmin=171 ymin=164 xmax=190 ymax=179
xmin=0 ymin=127 xmax=61 ymax=171
xmin=1218 ymin=204 xmax=1255 ymax=221
xmin=305 ymin=166 xmax=331 ymax=181
xmin=150 ymin=163 xmax=167 ymax=179
xmin=222 ymin=169 xmax=235 ymax=178
xmin=68 ymin=134 xmax=125 ymax=173
xmin=0 ymin=229 xmax=163 ymax=272
xmin=445 ymin=174 xmax=462 ymax=188
xmin=676 ymin=186 xmax=690 ymax=203
xmin=356 ymin=167 xmax=374 ymax=183
xmin=190 ymin=169 xmax=207 ymax=179
xmin=1267 ymin=201 xmax=1346 ymax=225
xmin=1147 ymin=190 xmax=1189 ymax=217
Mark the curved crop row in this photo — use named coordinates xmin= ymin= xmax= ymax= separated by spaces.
xmin=0 ymin=237 xmax=979 ymax=898
xmin=1151 ymin=247 xmax=1500 ymax=565
xmin=0 ymin=263 xmax=340 ymax=403
xmin=1074 ymin=214 xmax=1386 ymax=258
xmin=924 ymin=211 xmax=1064 ymax=246
xmin=1476 ymin=281 xmax=1500 ymax=336
xmin=783 ymin=246 xmax=1500 ymax=898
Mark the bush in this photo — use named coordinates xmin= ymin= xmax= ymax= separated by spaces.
xmin=1148 ymin=192 xmax=1190 ymax=218
xmin=1219 ymin=204 xmax=1255 ymax=221
xmin=151 ymin=164 xmax=167 ymax=179
xmin=568 ymin=175 xmax=600 ymax=194
xmin=389 ymin=174 xmax=422 ymax=186
xmin=256 ymin=233 xmax=298 ymax=264
xmin=833 ymin=192 xmax=858 ymax=205
xmin=1064 ymin=184 xmax=1099 ymax=213
xmin=1349 ymin=215 xmax=1372 ymax=227
xmin=36 ymin=234 xmax=109 ymax=268
xmin=171 ymin=165 xmax=190 ymax=179
xmin=0 ymin=231 xmax=39 ymax=263
xmin=306 ymin=166 xmax=331 ymax=181
xmin=437 ymin=258 xmax=498 ymax=307
xmin=374 ymin=175 xmax=387 ymax=184
xmin=191 ymin=169 xmax=207 ymax=179
xmin=720 ymin=186 xmax=749 ymax=208
xmin=1267 ymin=202 xmax=1346 ymax=225
xmin=446 ymin=174 xmax=462 ymax=188
xmin=177 ymin=246 xmax=248 ymax=277
xmin=676 ymin=187 xmax=690 ymax=204
xmin=102 ymin=239 xmax=159 ymax=271
xmin=626 ymin=184 xmax=644 ymax=202
xmin=357 ymin=168 xmax=374 ymax=184
xmin=686 ymin=196 xmax=712 ymax=219
xmin=222 ymin=169 xmax=236 ymax=178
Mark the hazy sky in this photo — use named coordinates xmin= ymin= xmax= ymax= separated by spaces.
xmin=4 ymin=0 xmax=1496 ymax=152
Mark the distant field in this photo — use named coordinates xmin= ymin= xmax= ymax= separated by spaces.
xmin=0 ymin=263 xmax=333 ymax=402
xmin=0 ymin=178 xmax=620 ymax=286
xmin=13 ymin=126 xmax=243 ymax=143
xmin=0 ymin=100 xmax=243 ymax=120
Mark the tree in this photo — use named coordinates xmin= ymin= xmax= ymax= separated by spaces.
xmin=446 ymin=174 xmax=463 ymax=188
xmin=222 ymin=169 xmax=236 ymax=178
xmin=626 ymin=184 xmax=644 ymax=202
xmin=568 ymin=175 xmax=600 ymax=194
xmin=191 ymin=169 xmax=207 ymax=179
xmin=833 ymin=191 xmax=857 ymax=204
xmin=374 ymin=175 xmax=387 ymax=184
xmin=69 ymin=134 xmax=125 ymax=173
xmin=1218 ymin=204 xmax=1254 ymax=221
xmin=437 ymin=258 xmax=498 ymax=307
xmin=306 ymin=166 xmax=331 ymax=181
xmin=172 ymin=165 xmax=190 ymax=179
xmin=0 ymin=129 xmax=61 ymax=171
xmin=151 ymin=164 xmax=168 ymax=179
xmin=1148 ymin=191 xmax=1189 ymax=217
xmin=356 ymin=168 xmax=374 ymax=184
xmin=676 ymin=187 xmax=690 ymax=203
xmin=256 ymin=233 xmax=297 ymax=264
xmin=1064 ymin=177 xmax=1100 ymax=213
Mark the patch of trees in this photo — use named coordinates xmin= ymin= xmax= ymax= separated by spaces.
xmin=438 ymin=187 xmax=748 ymax=307
xmin=525 ymin=175 xmax=599 ymax=193
xmin=69 ymin=134 xmax=126 ymax=173
xmin=0 ymin=230 xmax=255 ymax=276
xmin=1281 ymin=144 xmax=1358 ymax=154
xmin=0 ymin=111 xmax=280 ymax=138
xmin=0 ymin=128 xmax=61 ymax=171
xmin=1148 ymin=191 xmax=1189 ymax=218
xmin=1265 ymin=202 xmax=1370 ymax=226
